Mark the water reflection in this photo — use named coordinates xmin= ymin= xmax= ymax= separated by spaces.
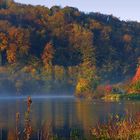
xmin=0 ymin=97 xmax=140 ymax=139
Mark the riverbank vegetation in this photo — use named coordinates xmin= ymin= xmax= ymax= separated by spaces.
xmin=0 ymin=1 xmax=140 ymax=96
xmin=91 ymin=113 xmax=140 ymax=140
xmin=77 ymin=65 xmax=140 ymax=100
xmin=4 ymin=111 xmax=140 ymax=139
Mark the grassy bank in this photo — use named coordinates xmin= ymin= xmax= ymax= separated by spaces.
xmin=75 ymin=82 xmax=140 ymax=101
xmin=91 ymin=113 xmax=140 ymax=140
xmin=103 ymin=93 xmax=140 ymax=101
xmin=76 ymin=92 xmax=140 ymax=101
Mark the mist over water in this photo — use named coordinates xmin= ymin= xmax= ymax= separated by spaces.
xmin=0 ymin=95 xmax=75 ymax=100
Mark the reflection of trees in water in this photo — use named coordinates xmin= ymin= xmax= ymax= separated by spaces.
xmin=75 ymin=100 xmax=99 ymax=137
xmin=0 ymin=100 xmax=140 ymax=139
xmin=31 ymin=99 xmax=85 ymax=139
xmin=123 ymin=101 xmax=140 ymax=116
xmin=32 ymin=100 xmax=81 ymax=138
xmin=15 ymin=97 xmax=32 ymax=140
xmin=0 ymin=101 xmax=17 ymax=140
xmin=75 ymin=100 xmax=132 ymax=137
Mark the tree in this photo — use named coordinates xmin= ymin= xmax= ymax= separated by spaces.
xmin=6 ymin=43 xmax=16 ymax=63
xmin=0 ymin=32 xmax=8 ymax=65
xmin=132 ymin=67 xmax=140 ymax=83
xmin=0 ymin=0 xmax=13 ymax=9
xmin=123 ymin=34 xmax=132 ymax=43
xmin=42 ymin=42 xmax=55 ymax=66
xmin=7 ymin=27 xmax=30 ymax=63
xmin=42 ymin=42 xmax=55 ymax=81
xmin=70 ymin=24 xmax=99 ymax=95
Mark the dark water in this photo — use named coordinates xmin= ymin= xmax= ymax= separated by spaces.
xmin=0 ymin=96 xmax=140 ymax=139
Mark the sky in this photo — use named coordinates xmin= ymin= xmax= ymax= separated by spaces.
xmin=15 ymin=0 xmax=140 ymax=22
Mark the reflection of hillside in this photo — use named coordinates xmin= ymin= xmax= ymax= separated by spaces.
xmin=31 ymin=99 xmax=81 ymax=131
xmin=0 ymin=99 xmax=140 ymax=139
xmin=30 ymin=99 xmax=83 ymax=138
xmin=7 ymin=129 xmax=15 ymax=140
xmin=123 ymin=101 xmax=140 ymax=115
xmin=75 ymin=100 xmax=128 ymax=137
xmin=76 ymin=100 xmax=98 ymax=128
xmin=0 ymin=101 xmax=16 ymax=129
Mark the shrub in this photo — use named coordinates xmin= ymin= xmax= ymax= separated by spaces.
xmin=91 ymin=113 xmax=140 ymax=139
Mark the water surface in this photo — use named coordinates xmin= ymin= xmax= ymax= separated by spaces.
xmin=0 ymin=96 xmax=140 ymax=139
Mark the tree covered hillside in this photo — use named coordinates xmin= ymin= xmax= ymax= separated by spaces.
xmin=0 ymin=1 xmax=140 ymax=94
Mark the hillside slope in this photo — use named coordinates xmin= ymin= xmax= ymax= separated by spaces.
xmin=0 ymin=1 xmax=140 ymax=94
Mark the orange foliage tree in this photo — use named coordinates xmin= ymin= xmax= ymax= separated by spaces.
xmin=42 ymin=42 xmax=55 ymax=81
xmin=132 ymin=66 xmax=140 ymax=83
xmin=42 ymin=42 xmax=55 ymax=66
xmin=7 ymin=27 xmax=30 ymax=63
xmin=130 ymin=65 xmax=140 ymax=93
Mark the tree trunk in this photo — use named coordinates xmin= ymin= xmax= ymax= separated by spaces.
xmin=51 ymin=65 xmax=55 ymax=82
xmin=64 ymin=67 xmax=69 ymax=83
xmin=0 ymin=50 xmax=6 ymax=66
xmin=0 ymin=52 xmax=2 ymax=66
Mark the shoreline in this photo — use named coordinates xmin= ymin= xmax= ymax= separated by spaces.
xmin=76 ymin=93 xmax=140 ymax=101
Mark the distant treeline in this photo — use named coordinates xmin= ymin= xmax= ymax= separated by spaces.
xmin=0 ymin=1 xmax=140 ymax=94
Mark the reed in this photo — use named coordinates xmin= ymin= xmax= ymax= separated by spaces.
xmin=91 ymin=113 xmax=140 ymax=139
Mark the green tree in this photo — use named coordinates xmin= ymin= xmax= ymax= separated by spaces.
xmin=70 ymin=24 xmax=99 ymax=95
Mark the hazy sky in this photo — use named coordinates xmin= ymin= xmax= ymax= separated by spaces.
xmin=15 ymin=0 xmax=140 ymax=21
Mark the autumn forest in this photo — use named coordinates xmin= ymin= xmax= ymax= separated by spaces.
xmin=0 ymin=0 xmax=140 ymax=95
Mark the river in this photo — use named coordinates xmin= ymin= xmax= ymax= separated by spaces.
xmin=0 ymin=96 xmax=140 ymax=139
